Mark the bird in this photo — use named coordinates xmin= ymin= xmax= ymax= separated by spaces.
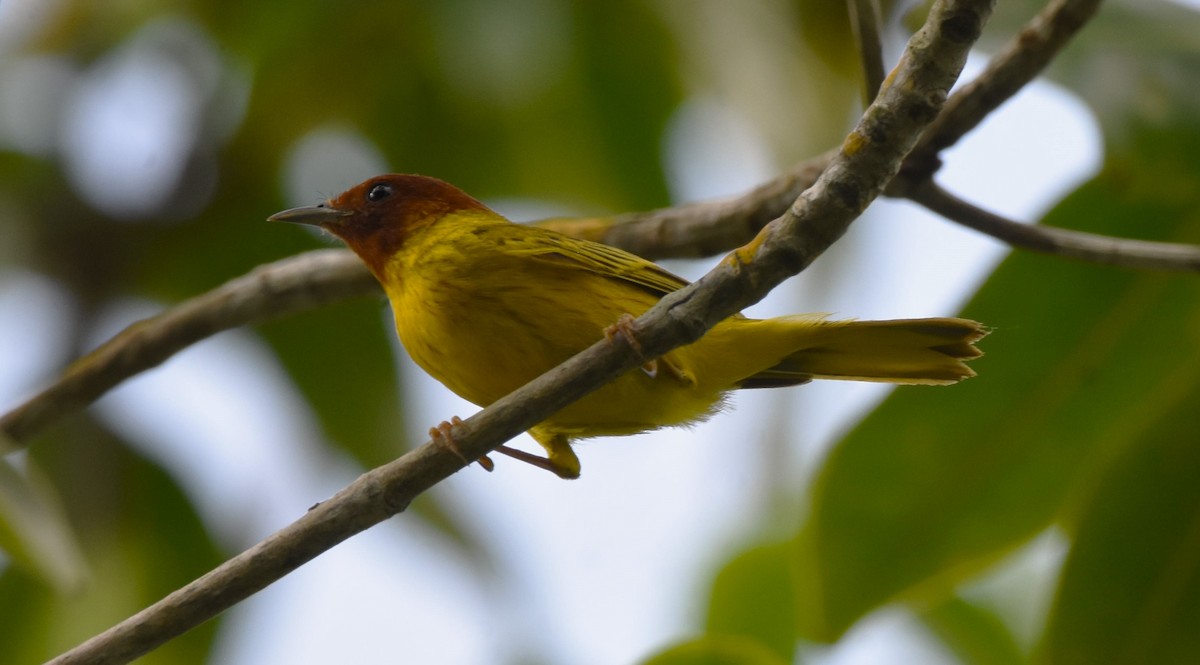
xmin=270 ymin=174 xmax=986 ymax=479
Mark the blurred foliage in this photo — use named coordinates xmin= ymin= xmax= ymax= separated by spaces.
xmin=640 ymin=635 xmax=790 ymax=665
xmin=0 ymin=453 xmax=86 ymax=595
xmin=0 ymin=422 xmax=221 ymax=664
xmin=1040 ymin=367 xmax=1200 ymax=665
xmin=1 ymin=0 xmax=1199 ymax=663
xmin=922 ymin=597 xmax=1027 ymax=665
xmin=791 ymin=123 xmax=1200 ymax=640
xmin=685 ymin=69 xmax=1200 ymax=665
xmin=705 ymin=540 xmax=797 ymax=662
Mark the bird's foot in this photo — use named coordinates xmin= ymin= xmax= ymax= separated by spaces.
xmin=429 ymin=416 xmax=494 ymax=472
xmin=604 ymin=313 xmax=660 ymax=377
xmin=604 ymin=313 xmax=643 ymax=352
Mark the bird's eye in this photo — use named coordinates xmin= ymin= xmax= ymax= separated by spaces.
xmin=367 ymin=183 xmax=393 ymax=202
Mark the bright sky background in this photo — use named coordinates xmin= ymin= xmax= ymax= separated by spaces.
xmin=0 ymin=20 xmax=1106 ymax=665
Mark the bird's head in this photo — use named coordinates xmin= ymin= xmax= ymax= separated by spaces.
xmin=269 ymin=174 xmax=490 ymax=276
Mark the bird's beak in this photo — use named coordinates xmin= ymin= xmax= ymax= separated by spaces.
xmin=267 ymin=203 xmax=353 ymax=227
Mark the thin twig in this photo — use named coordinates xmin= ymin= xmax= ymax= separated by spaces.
xmin=45 ymin=2 xmax=994 ymax=663
xmin=848 ymin=0 xmax=887 ymax=105
xmin=910 ymin=180 xmax=1200 ymax=271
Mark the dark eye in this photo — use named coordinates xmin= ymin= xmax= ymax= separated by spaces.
xmin=366 ymin=183 xmax=393 ymax=202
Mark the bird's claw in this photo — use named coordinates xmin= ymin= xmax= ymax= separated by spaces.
xmin=429 ymin=416 xmax=494 ymax=472
xmin=603 ymin=313 xmax=643 ymax=353
xmin=604 ymin=313 xmax=663 ymax=378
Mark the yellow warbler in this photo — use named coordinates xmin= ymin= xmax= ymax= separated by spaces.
xmin=271 ymin=174 xmax=985 ymax=479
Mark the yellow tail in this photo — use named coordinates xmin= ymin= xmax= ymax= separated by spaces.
xmin=739 ymin=316 xmax=987 ymax=388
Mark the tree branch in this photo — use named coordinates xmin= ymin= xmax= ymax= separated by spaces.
xmin=0 ymin=250 xmax=377 ymax=450
xmin=910 ymin=180 xmax=1200 ymax=270
xmin=45 ymin=2 xmax=994 ymax=662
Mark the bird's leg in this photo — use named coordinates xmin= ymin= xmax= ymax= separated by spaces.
xmin=492 ymin=445 xmax=577 ymax=479
xmin=501 ymin=429 xmax=581 ymax=479
xmin=429 ymin=416 xmax=495 ymax=472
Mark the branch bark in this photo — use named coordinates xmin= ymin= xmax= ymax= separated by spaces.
xmin=45 ymin=1 xmax=994 ymax=662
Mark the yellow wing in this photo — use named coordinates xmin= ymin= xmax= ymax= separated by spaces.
xmin=499 ymin=224 xmax=691 ymax=298
xmin=490 ymin=223 xmax=699 ymax=385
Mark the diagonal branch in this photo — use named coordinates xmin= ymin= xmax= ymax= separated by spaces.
xmin=45 ymin=2 xmax=995 ymax=663
xmin=0 ymin=250 xmax=377 ymax=450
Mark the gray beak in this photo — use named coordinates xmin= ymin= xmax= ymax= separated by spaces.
xmin=267 ymin=203 xmax=352 ymax=226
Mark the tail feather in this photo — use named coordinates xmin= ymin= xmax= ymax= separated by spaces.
xmin=737 ymin=317 xmax=987 ymax=389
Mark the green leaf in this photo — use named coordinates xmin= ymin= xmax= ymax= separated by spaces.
xmin=705 ymin=540 xmax=797 ymax=661
xmin=921 ymin=597 xmax=1028 ymax=665
xmin=794 ymin=121 xmax=1200 ymax=640
xmin=640 ymin=635 xmax=791 ymax=665
xmin=0 ymin=452 xmax=87 ymax=594
xmin=796 ymin=0 xmax=857 ymax=79
xmin=570 ymin=0 xmax=679 ymax=208
xmin=1039 ymin=386 xmax=1200 ymax=665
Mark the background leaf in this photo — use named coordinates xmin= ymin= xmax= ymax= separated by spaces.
xmin=704 ymin=539 xmax=797 ymax=662
xmin=1039 ymin=378 xmax=1200 ymax=665
xmin=640 ymin=635 xmax=791 ymax=665
xmin=921 ymin=597 xmax=1028 ymax=665
xmin=0 ymin=453 xmax=87 ymax=594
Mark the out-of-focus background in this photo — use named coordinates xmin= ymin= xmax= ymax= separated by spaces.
xmin=2 ymin=1 xmax=1200 ymax=663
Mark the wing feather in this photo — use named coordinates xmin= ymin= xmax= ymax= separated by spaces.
xmin=502 ymin=226 xmax=690 ymax=297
